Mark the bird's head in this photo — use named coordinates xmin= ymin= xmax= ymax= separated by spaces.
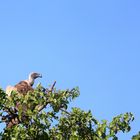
xmin=29 ymin=72 xmax=42 ymax=79
xmin=27 ymin=72 xmax=42 ymax=86
xmin=28 ymin=72 xmax=42 ymax=86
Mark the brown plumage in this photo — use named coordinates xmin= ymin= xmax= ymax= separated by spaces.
xmin=14 ymin=81 xmax=34 ymax=95
xmin=6 ymin=72 xmax=42 ymax=96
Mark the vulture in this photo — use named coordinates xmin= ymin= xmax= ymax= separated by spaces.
xmin=5 ymin=72 xmax=42 ymax=128
xmin=6 ymin=72 xmax=42 ymax=96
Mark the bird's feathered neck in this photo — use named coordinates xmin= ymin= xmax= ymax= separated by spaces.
xmin=28 ymin=75 xmax=35 ymax=86
xmin=23 ymin=74 xmax=35 ymax=86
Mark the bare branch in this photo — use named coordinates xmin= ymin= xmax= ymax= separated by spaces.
xmin=49 ymin=81 xmax=56 ymax=92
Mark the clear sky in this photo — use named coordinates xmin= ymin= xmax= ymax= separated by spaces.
xmin=0 ymin=0 xmax=140 ymax=139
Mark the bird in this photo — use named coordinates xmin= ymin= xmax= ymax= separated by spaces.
xmin=6 ymin=72 xmax=42 ymax=96
xmin=5 ymin=72 xmax=42 ymax=128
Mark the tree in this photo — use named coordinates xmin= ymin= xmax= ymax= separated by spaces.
xmin=0 ymin=81 xmax=134 ymax=140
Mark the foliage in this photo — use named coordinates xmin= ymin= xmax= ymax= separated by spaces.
xmin=0 ymin=82 xmax=135 ymax=140
xmin=132 ymin=132 xmax=140 ymax=140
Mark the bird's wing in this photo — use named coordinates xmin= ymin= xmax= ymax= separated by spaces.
xmin=14 ymin=81 xmax=34 ymax=95
xmin=6 ymin=85 xmax=17 ymax=96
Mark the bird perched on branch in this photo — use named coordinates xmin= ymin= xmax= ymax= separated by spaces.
xmin=6 ymin=72 xmax=42 ymax=96
xmin=4 ymin=72 xmax=42 ymax=128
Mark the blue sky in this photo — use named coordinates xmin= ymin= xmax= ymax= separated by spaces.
xmin=0 ymin=0 xmax=140 ymax=139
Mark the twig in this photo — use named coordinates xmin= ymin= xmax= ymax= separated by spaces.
xmin=60 ymin=108 xmax=71 ymax=116
xmin=3 ymin=107 xmax=16 ymax=115
xmin=49 ymin=81 xmax=56 ymax=92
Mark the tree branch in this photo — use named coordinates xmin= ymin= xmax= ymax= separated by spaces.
xmin=36 ymin=81 xmax=56 ymax=112
xmin=60 ymin=108 xmax=71 ymax=116
xmin=49 ymin=81 xmax=56 ymax=92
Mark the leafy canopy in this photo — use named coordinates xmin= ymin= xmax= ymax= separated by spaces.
xmin=0 ymin=82 xmax=134 ymax=140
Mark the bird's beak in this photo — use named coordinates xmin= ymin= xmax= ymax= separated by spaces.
xmin=39 ymin=74 xmax=42 ymax=78
xmin=38 ymin=73 xmax=42 ymax=78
